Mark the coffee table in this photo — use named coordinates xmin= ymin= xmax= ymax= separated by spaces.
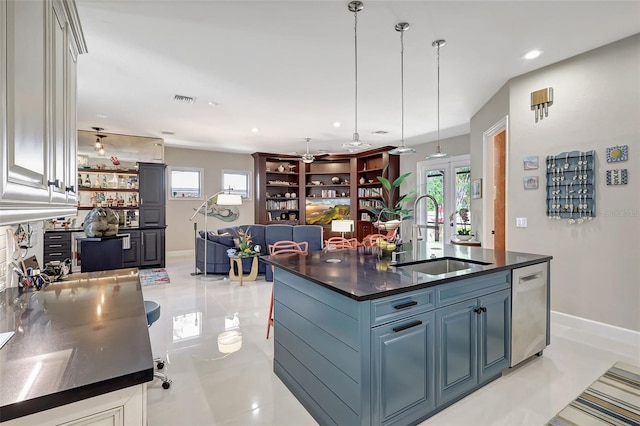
xmin=229 ymin=255 xmax=259 ymax=286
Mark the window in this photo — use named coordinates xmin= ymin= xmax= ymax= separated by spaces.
xmin=222 ymin=170 xmax=251 ymax=200
xmin=168 ymin=167 xmax=203 ymax=200
xmin=417 ymin=155 xmax=471 ymax=242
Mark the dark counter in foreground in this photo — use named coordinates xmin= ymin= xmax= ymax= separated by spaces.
xmin=0 ymin=268 xmax=153 ymax=422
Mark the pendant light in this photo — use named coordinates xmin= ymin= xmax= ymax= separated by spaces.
xmin=426 ymin=39 xmax=451 ymax=160
xmin=389 ymin=22 xmax=415 ymax=156
xmin=342 ymin=1 xmax=371 ymax=151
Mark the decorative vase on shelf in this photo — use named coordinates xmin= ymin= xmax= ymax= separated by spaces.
xmin=277 ymin=165 xmax=285 ymax=172
xmin=359 ymin=177 xmax=365 ymax=184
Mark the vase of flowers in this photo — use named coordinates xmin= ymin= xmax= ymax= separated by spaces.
xmin=236 ymin=228 xmax=256 ymax=257
xmin=450 ymin=208 xmax=473 ymax=240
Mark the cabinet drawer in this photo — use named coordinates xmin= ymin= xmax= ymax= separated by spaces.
xmin=44 ymin=241 xmax=71 ymax=252
xmin=435 ymin=271 xmax=510 ymax=308
xmin=371 ymin=288 xmax=435 ymax=326
xmin=44 ymin=232 xmax=71 ymax=243
xmin=44 ymin=250 xmax=71 ymax=261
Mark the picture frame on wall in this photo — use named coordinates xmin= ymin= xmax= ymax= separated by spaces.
xmin=523 ymin=156 xmax=539 ymax=170
xmin=523 ymin=176 xmax=539 ymax=189
xmin=471 ymin=179 xmax=482 ymax=199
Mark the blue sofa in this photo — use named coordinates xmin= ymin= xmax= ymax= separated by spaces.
xmin=195 ymin=224 xmax=323 ymax=278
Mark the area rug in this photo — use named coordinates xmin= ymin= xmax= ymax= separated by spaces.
xmin=138 ymin=268 xmax=170 ymax=286
xmin=548 ymin=361 xmax=640 ymax=425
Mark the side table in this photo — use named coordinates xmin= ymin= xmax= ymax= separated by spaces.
xmin=229 ymin=255 xmax=259 ymax=286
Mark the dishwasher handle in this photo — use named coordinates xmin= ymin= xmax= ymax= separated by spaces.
xmin=518 ymin=271 xmax=543 ymax=283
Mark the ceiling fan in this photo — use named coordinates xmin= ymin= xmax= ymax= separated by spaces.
xmin=292 ymin=138 xmax=329 ymax=164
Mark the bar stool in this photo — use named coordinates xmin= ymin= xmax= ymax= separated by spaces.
xmin=267 ymin=241 xmax=308 ymax=339
xmin=144 ymin=300 xmax=172 ymax=389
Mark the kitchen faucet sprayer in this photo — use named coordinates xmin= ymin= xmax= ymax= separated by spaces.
xmin=412 ymin=194 xmax=439 ymax=260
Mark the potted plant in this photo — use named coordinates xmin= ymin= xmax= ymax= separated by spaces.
xmin=450 ymin=208 xmax=472 ymax=240
xmin=364 ymin=165 xmax=416 ymax=231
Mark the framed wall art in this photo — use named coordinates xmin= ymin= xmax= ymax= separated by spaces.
xmin=523 ymin=176 xmax=539 ymax=190
xmin=523 ymin=156 xmax=539 ymax=170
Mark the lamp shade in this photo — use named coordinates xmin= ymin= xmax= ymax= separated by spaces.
xmin=216 ymin=193 xmax=242 ymax=205
xmin=331 ymin=219 xmax=354 ymax=233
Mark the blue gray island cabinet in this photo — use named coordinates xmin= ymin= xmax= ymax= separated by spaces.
xmin=262 ymin=246 xmax=551 ymax=426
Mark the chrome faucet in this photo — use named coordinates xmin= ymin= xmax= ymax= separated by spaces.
xmin=412 ymin=194 xmax=439 ymax=260
xmin=391 ymin=250 xmax=407 ymax=264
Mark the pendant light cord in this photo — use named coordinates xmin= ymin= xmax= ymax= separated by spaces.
xmin=436 ymin=42 xmax=441 ymax=149
xmin=400 ymin=29 xmax=405 ymax=146
xmin=354 ymin=11 xmax=359 ymax=136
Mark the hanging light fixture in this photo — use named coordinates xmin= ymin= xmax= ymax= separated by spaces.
xmin=426 ymin=39 xmax=451 ymax=160
xmin=389 ymin=22 xmax=415 ymax=156
xmin=91 ymin=126 xmax=105 ymax=150
xmin=342 ymin=1 xmax=371 ymax=151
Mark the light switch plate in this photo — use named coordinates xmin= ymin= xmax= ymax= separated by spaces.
xmin=516 ymin=217 xmax=527 ymax=228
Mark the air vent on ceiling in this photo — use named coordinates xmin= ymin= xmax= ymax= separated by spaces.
xmin=173 ymin=94 xmax=196 ymax=104
xmin=372 ymin=130 xmax=389 ymax=135
xmin=160 ymin=131 xmax=175 ymax=135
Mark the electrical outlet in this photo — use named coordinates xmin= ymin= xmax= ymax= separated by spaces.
xmin=516 ymin=217 xmax=527 ymax=228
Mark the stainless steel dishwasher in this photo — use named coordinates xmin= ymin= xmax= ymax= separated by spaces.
xmin=511 ymin=262 xmax=548 ymax=367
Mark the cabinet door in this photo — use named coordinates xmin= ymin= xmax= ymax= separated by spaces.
xmin=372 ymin=311 xmax=435 ymax=425
xmin=0 ymin=0 xmax=50 ymax=207
xmin=48 ymin=2 xmax=67 ymax=204
xmin=140 ymin=229 xmax=165 ymax=267
xmin=435 ymin=299 xmax=478 ymax=406
xmin=122 ymin=230 xmax=141 ymax=268
xmin=64 ymin=16 xmax=79 ymax=207
xmin=138 ymin=163 xmax=165 ymax=207
xmin=478 ymin=289 xmax=511 ymax=382
xmin=138 ymin=163 xmax=166 ymax=227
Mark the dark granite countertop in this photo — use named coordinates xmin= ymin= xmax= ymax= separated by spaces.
xmin=0 ymin=268 xmax=153 ymax=422
xmin=261 ymin=243 xmax=552 ymax=301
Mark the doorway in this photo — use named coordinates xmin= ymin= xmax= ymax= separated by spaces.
xmin=417 ymin=155 xmax=471 ymax=243
xmin=482 ymin=117 xmax=508 ymax=250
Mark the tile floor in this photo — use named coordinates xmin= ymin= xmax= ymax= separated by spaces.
xmin=143 ymin=254 xmax=639 ymax=425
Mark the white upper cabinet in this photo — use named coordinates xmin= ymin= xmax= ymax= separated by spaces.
xmin=0 ymin=0 xmax=86 ymax=225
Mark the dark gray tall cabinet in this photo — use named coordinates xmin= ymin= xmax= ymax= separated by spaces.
xmin=133 ymin=162 xmax=166 ymax=268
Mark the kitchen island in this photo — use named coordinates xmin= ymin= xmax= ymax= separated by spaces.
xmin=262 ymin=244 xmax=551 ymax=426
xmin=0 ymin=268 xmax=153 ymax=425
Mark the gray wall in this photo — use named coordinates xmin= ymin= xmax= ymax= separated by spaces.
xmin=164 ymin=147 xmax=255 ymax=252
xmin=472 ymin=34 xmax=640 ymax=331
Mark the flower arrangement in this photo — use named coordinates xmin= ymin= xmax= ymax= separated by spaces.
xmin=450 ymin=208 xmax=471 ymax=235
xmin=236 ymin=228 xmax=256 ymax=256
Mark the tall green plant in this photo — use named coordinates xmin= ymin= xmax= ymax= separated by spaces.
xmin=364 ymin=165 xmax=416 ymax=222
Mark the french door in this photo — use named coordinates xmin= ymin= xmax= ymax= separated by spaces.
xmin=416 ymin=155 xmax=471 ymax=243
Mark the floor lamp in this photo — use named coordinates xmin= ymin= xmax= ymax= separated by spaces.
xmin=189 ymin=190 xmax=242 ymax=280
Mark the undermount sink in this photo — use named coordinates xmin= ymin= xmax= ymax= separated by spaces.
xmin=398 ymin=257 xmax=491 ymax=276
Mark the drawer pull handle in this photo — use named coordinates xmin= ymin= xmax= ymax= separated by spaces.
xmin=393 ymin=301 xmax=418 ymax=310
xmin=393 ymin=320 xmax=422 ymax=333
xmin=49 ymin=244 xmax=62 ymax=248
xmin=49 ymin=236 xmax=62 ymax=239
xmin=49 ymin=252 xmax=63 ymax=256
xmin=519 ymin=272 xmax=543 ymax=283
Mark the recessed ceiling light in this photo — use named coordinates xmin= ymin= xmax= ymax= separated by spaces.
xmin=251 ymin=128 xmax=259 ymax=133
xmin=96 ymin=114 xmax=108 ymax=119
xmin=523 ymin=49 xmax=542 ymax=60
xmin=372 ymin=130 xmax=388 ymax=135
xmin=332 ymin=121 xmax=341 ymax=128
xmin=208 ymin=101 xmax=219 ymax=106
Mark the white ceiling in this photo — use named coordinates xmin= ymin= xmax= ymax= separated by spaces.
xmin=75 ymin=1 xmax=640 ymax=156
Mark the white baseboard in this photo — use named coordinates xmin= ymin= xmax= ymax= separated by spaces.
xmin=551 ymin=310 xmax=640 ymax=347
xmin=167 ymin=249 xmax=194 ymax=258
